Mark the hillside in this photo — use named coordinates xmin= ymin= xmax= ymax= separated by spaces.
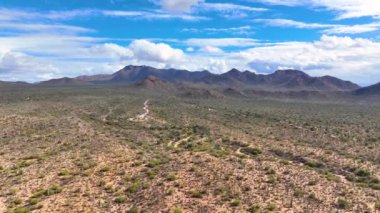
xmin=40 ymin=77 xmax=91 ymax=86
xmin=355 ymin=82 xmax=380 ymax=96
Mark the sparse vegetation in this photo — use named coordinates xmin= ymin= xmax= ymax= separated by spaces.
xmin=375 ymin=200 xmax=380 ymax=210
xmin=0 ymin=86 xmax=379 ymax=212
xmin=231 ymin=199 xmax=241 ymax=207
xmin=337 ymin=198 xmax=350 ymax=209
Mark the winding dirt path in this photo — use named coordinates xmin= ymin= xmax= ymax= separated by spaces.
xmin=129 ymin=99 xmax=150 ymax=122
xmin=101 ymin=103 xmax=123 ymax=122
xmin=137 ymin=100 xmax=150 ymax=120
xmin=173 ymin=136 xmax=191 ymax=148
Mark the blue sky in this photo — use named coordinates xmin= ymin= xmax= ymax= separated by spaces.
xmin=0 ymin=0 xmax=380 ymax=85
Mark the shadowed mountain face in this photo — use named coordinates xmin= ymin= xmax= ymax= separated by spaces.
xmin=354 ymin=82 xmax=380 ymax=96
xmin=110 ymin=65 xmax=212 ymax=83
xmin=37 ymin=65 xmax=360 ymax=91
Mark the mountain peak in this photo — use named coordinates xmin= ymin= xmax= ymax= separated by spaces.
xmin=355 ymin=82 xmax=380 ymax=96
xmin=227 ymin=68 xmax=241 ymax=73
xmin=273 ymin=69 xmax=309 ymax=77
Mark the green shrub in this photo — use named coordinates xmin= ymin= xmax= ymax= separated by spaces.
xmin=241 ymin=147 xmax=261 ymax=156
xmin=248 ymin=204 xmax=260 ymax=213
xmin=28 ymin=198 xmax=40 ymax=205
xmin=231 ymin=199 xmax=241 ymax=207
xmin=375 ymin=200 xmax=380 ymax=210
xmin=266 ymin=203 xmax=276 ymax=211
xmin=7 ymin=207 xmax=29 ymax=213
xmin=173 ymin=208 xmax=183 ymax=213
xmin=337 ymin=198 xmax=350 ymax=209
xmin=166 ymin=173 xmax=177 ymax=181
xmin=57 ymin=168 xmax=70 ymax=176
xmin=127 ymin=180 xmax=142 ymax=193
xmin=305 ymin=161 xmax=324 ymax=168
xmin=98 ymin=166 xmax=110 ymax=173
xmin=146 ymin=159 xmax=161 ymax=168
xmin=190 ymin=189 xmax=205 ymax=198
xmin=128 ymin=207 xmax=140 ymax=213
xmin=114 ymin=196 xmax=126 ymax=203
xmin=293 ymin=188 xmax=304 ymax=197
xmin=355 ymin=169 xmax=370 ymax=177
xmin=32 ymin=185 xmax=62 ymax=198
xmin=12 ymin=198 xmax=22 ymax=205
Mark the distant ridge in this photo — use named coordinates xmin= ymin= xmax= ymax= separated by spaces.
xmin=40 ymin=77 xmax=91 ymax=86
xmin=31 ymin=65 xmax=360 ymax=91
xmin=354 ymin=82 xmax=380 ymax=96
xmin=77 ymin=65 xmax=359 ymax=91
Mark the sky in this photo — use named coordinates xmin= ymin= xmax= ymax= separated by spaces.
xmin=0 ymin=0 xmax=380 ymax=85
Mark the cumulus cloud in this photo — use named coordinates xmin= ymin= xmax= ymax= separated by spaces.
xmin=91 ymin=43 xmax=133 ymax=59
xmin=240 ymin=35 xmax=380 ymax=85
xmin=128 ymin=40 xmax=184 ymax=62
xmin=0 ymin=50 xmax=60 ymax=82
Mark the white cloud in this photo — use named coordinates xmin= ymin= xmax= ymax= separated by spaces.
xmin=158 ymin=0 xmax=202 ymax=12
xmin=128 ymin=40 xmax=184 ymax=62
xmin=256 ymin=18 xmax=331 ymax=29
xmin=101 ymin=9 xmax=206 ymax=21
xmin=183 ymin=26 xmax=254 ymax=35
xmin=0 ymin=50 xmax=60 ymax=82
xmin=196 ymin=2 xmax=267 ymax=19
xmin=199 ymin=46 xmax=224 ymax=54
xmin=0 ymin=7 xmax=206 ymax=22
xmin=0 ymin=8 xmax=96 ymax=21
xmin=256 ymin=19 xmax=380 ymax=34
xmin=185 ymin=38 xmax=259 ymax=47
xmin=252 ymin=0 xmax=380 ymax=19
xmin=238 ymin=35 xmax=380 ymax=85
xmin=0 ymin=22 xmax=93 ymax=34
xmin=322 ymin=23 xmax=380 ymax=34
xmin=91 ymin=43 xmax=133 ymax=59
xmin=201 ymin=3 xmax=267 ymax=12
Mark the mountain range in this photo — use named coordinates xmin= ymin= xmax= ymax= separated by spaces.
xmin=2 ymin=65 xmax=379 ymax=97
xmin=43 ymin=65 xmax=362 ymax=91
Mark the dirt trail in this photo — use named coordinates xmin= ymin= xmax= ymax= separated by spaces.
xmin=173 ymin=136 xmax=191 ymax=148
xmin=129 ymin=99 xmax=150 ymax=122
xmin=101 ymin=103 xmax=122 ymax=122
xmin=137 ymin=100 xmax=150 ymax=120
